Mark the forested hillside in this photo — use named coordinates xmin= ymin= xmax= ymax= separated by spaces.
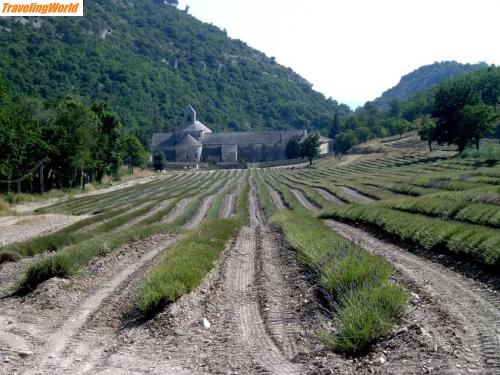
xmin=373 ymin=61 xmax=487 ymax=111
xmin=0 ymin=0 xmax=349 ymax=143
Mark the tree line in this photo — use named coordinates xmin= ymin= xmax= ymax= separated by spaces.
xmin=0 ymin=84 xmax=146 ymax=194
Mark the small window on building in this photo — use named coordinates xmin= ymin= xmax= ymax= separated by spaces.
xmin=187 ymin=116 xmax=192 ymax=122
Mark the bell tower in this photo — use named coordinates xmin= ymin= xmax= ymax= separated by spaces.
xmin=184 ymin=104 xmax=196 ymax=124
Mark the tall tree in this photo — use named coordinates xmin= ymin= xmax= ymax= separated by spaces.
xmin=393 ymin=119 xmax=410 ymax=138
xmin=432 ymin=79 xmax=483 ymax=151
xmin=458 ymin=104 xmax=497 ymax=150
xmin=335 ymin=132 xmax=358 ymax=155
xmin=300 ymin=133 xmax=321 ymax=165
xmin=417 ymin=117 xmax=436 ymax=151
xmin=329 ymin=112 xmax=341 ymax=139
xmin=285 ymin=136 xmax=301 ymax=159
xmin=121 ymin=133 xmax=146 ymax=174
xmin=91 ymin=102 xmax=123 ymax=182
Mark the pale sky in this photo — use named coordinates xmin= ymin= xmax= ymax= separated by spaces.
xmin=177 ymin=0 xmax=500 ymax=109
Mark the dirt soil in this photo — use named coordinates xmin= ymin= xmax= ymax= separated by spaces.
xmin=162 ymin=197 xmax=192 ymax=224
xmin=265 ymin=182 xmax=286 ymax=210
xmin=220 ymin=174 xmax=244 ymax=219
xmin=1 ymin=178 xmax=498 ymax=374
xmin=0 ymin=233 xmax=176 ymax=374
xmin=185 ymin=195 xmax=215 ymax=229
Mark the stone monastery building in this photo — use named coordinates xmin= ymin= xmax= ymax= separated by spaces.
xmin=152 ymin=105 xmax=332 ymax=164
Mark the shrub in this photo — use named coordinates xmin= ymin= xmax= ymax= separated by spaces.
xmin=18 ymin=255 xmax=75 ymax=293
xmin=324 ymin=284 xmax=407 ymax=354
xmin=320 ymin=250 xmax=392 ymax=300
xmin=272 ymin=210 xmax=407 ymax=355
xmin=0 ymin=250 xmax=20 ymax=264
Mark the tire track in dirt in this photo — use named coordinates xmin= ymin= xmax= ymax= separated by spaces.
xmin=184 ymin=194 xmax=215 ymax=229
xmin=220 ymin=175 xmax=243 ymax=219
xmin=118 ymin=198 xmax=174 ymax=228
xmin=82 ymin=179 xmax=306 ymax=374
xmin=338 ymin=186 xmax=374 ymax=202
xmin=17 ymin=235 xmax=177 ymax=375
xmin=219 ymin=183 xmax=304 ymax=374
xmin=291 ymin=189 xmax=319 ymax=212
xmin=265 ymin=181 xmax=286 ymax=210
xmin=161 ymin=197 xmax=192 ymax=223
xmin=0 ymin=234 xmax=175 ymax=374
xmin=315 ymin=187 xmax=345 ymax=205
xmin=325 ymin=219 xmax=500 ymax=373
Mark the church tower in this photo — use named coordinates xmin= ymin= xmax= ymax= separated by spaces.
xmin=184 ymin=104 xmax=196 ymax=124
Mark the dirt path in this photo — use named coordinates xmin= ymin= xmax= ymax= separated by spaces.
xmin=220 ymin=175 xmax=243 ymax=219
xmin=184 ymin=194 xmax=215 ymax=229
xmin=339 ymin=186 xmax=374 ymax=202
xmin=218 ymin=185 xmax=304 ymax=373
xmin=161 ymin=197 xmax=192 ymax=223
xmin=325 ymin=220 xmax=500 ymax=373
xmin=265 ymin=182 xmax=286 ymax=210
xmin=337 ymin=154 xmax=363 ymax=166
xmin=291 ymin=189 xmax=319 ymax=212
xmin=0 ymin=213 xmax=88 ymax=247
xmin=315 ymin=187 xmax=345 ymax=205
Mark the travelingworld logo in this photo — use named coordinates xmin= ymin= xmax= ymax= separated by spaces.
xmin=1 ymin=0 xmax=82 ymax=16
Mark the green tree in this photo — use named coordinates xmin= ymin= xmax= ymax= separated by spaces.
xmin=417 ymin=117 xmax=436 ymax=151
xmin=153 ymin=153 xmax=166 ymax=171
xmin=355 ymin=127 xmax=371 ymax=143
xmin=458 ymin=104 xmax=497 ymax=150
xmin=329 ymin=112 xmax=341 ymax=139
xmin=388 ymin=99 xmax=402 ymax=117
xmin=393 ymin=119 xmax=410 ymax=137
xmin=55 ymin=97 xmax=100 ymax=190
xmin=335 ymin=132 xmax=358 ymax=155
xmin=300 ymin=133 xmax=321 ymax=165
xmin=285 ymin=136 xmax=301 ymax=159
xmin=91 ymin=102 xmax=123 ymax=182
xmin=432 ymin=79 xmax=482 ymax=151
xmin=121 ymin=133 xmax=146 ymax=174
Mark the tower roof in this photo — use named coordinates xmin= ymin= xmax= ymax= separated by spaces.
xmin=182 ymin=121 xmax=213 ymax=133
xmin=176 ymin=133 xmax=202 ymax=147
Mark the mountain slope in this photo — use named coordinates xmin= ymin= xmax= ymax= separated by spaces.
xmin=0 ymin=1 xmax=349 ymax=142
xmin=373 ymin=61 xmax=487 ymax=111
